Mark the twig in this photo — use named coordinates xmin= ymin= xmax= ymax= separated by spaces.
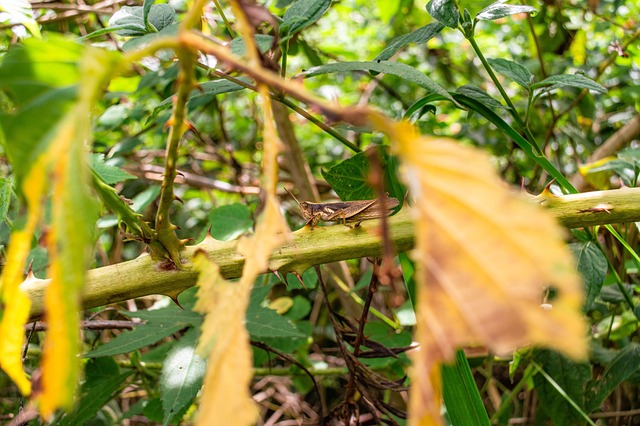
xmin=250 ymin=340 xmax=325 ymax=420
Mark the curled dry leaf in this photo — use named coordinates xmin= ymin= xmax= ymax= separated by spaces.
xmin=369 ymin=112 xmax=587 ymax=425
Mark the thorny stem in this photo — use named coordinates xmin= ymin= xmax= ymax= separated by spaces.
xmin=154 ymin=48 xmax=195 ymax=266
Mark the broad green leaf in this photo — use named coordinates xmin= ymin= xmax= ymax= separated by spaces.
xmin=441 ymin=350 xmax=491 ymax=426
xmin=279 ymin=0 xmax=331 ymax=40
xmin=91 ymin=154 xmax=136 ymax=184
xmin=285 ymin=267 xmax=318 ymax=290
xmin=369 ymin=113 xmax=586 ymax=425
xmin=53 ymin=372 xmax=131 ymax=426
xmin=533 ymin=349 xmax=591 ymax=426
xmin=532 ymin=74 xmax=607 ymax=94
xmin=487 ymin=57 xmax=533 ymax=89
xmin=569 ymin=242 xmax=607 ymax=311
xmin=456 ymin=85 xmax=505 ymax=110
xmin=426 ymin=0 xmax=459 ymax=28
xmin=208 ymin=204 xmax=253 ymax=241
xmin=230 ymin=35 xmax=275 ymax=57
xmin=374 ymin=22 xmax=445 ymax=62
xmin=0 ymin=0 xmax=40 ymax=37
xmin=585 ymin=343 xmax=640 ymax=412
xmin=160 ymin=328 xmax=205 ymax=426
xmin=123 ymin=305 xmax=202 ymax=325
xmin=321 ymin=147 xmax=406 ymax=204
xmin=108 ymin=5 xmax=175 ymax=36
xmin=246 ymin=304 xmax=306 ymax=339
xmin=476 ymin=1 xmax=536 ymax=21
xmin=303 ymin=61 xmax=454 ymax=102
xmin=85 ymin=322 xmax=189 ymax=358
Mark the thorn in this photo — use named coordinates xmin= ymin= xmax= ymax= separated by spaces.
xmin=291 ymin=272 xmax=307 ymax=290
xmin=174 ymin=194 xmax=184 ymax=204
xmin=165 ymin=291 xmax=184 ymax=310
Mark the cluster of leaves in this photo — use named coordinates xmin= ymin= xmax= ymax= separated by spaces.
xmin=0 ymin=0 xmax=639 ymax=425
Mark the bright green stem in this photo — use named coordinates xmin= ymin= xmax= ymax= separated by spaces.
xmin=91 ymin=172 xmax=167 ymax=260
xmin=154 ymin=49 xmax=195 ymax=265
xmin=277 ymin=97 xmax=362 ymax=153
xmin=467 ymin=35 xmax=539 ymax=150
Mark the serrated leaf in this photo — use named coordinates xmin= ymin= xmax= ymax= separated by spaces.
xmin=569 ymin=242 xmax=607 ymax=311
xmin=321 ymin=147 xmax=405 ymax=203
xmin=585 ymin=343 xmax=640 ymax=412
xmin=91 ymin=154 xmax=136 ymax=184
xmin=476 ymin=0 xmax=536 ymax=21
xmin=160 ymin=328 xmax=205 ymax=426
xmin=533 ymin=349 xmax=591 ymax=426
xmin=369 ymin=113 xmax=586 ymax=425
xmin=304 ymin=61 xmax=453 ymax=102
xmin=279 ymin=0 xmax=331 ymax=39
xmin=53 ymin=372 xmax=131 ymax=426
xmin=532 ymin=73 xmax=607 ymax=94
xmin=374 ymin=22 xmax=445 ymax=62
xmin=246 ymin=304 xmax=306 ymax=338
xmin=487 ymin=57 xmax=533 ymax=89
xmin=426 ymin=0 xmax=459 ymax=28
xmin=147 ymin=4 xmax=175 ymax=32
xmin=456 ymin=85 xmax=505 ymax=110
xmin=209 ymin=204 xmax=253 ymax=241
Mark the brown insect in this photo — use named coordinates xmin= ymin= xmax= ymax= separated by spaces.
xmin=286 ymin=189 xmax=400 ymax=228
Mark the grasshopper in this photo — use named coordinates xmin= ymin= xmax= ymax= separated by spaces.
xmin=286 ymin=189 xmax=400 ymax=228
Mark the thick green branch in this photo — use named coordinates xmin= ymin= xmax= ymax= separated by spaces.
xmin=21 ymin=188 xmax=640 ymax=318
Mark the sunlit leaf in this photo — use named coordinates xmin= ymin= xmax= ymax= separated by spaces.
xmin=0 ymin=0 xmax=41 ymax=37
xmin=279 ymin=0 xmax=331 ymax=40
xmin=369 ymin=113 xmax=586 ymax=425
xmin=476 ymin=1 xmax=536 ymax=21
xmin=426 ymin=0 xmax=459 ymax=28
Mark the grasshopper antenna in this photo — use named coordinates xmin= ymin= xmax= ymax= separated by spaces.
xmin=284 ymin=187 xmax=301 ymax=206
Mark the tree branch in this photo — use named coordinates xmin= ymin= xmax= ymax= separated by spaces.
xmin=21 ymin=187 xmax=640 ymax=318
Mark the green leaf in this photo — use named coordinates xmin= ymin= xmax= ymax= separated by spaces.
xmin=84 ymin=357 xmax=120 ymax=382
xmin=53 ymin=372 xmax=131 ymax=426
xmin=456 ymin=85 xmax=506 ymax=110
xmin=122 ymin=22 xmax=179 ymax=51
xmin=442 ymin=350 xmax=491 ymax=426
xmin=230 ymin=34 xmax=275 ymax=56
xmin=321 ymin=147 xmax=406 ymax=204
xmin=286 ymin=267 xmax=318 ymax=290
xmin=585 ymin=344 xmax=640 ymax=412
xmin=0 ymin=177 xmax=12 ymax=221
xmin=208 ymin=203 xmax=253 ymax=241
xmin=487 ymin=58 xmax=533 ymax=89
xmin=303 ymin=61 xmax=454 ymax=102
xmin=569 ymin=242 xmax=607 ymax=311
xmin=280 ymin=0 xmax=331 ymax=40
xmin=246 ymin=305 xmax=306 ymax=339
xmin=108 ymin=5 xmax=175 ymax=36
xmin=160 ymin=328 xmax=205 ymax=426
xmin=91 ymin=154 xmax=136 ymax=185
xmin=476 ymin=1 xmax=536 ymax=21
xmin=84 ymin=322 xmax=189 ymax=357
xmin=0 ymin=35 xmax=82 ymax=105
xmin=142 ymin=0 xmax=155 ymax=32
xmin=532 ymin=74 xmax=607 ymax=94
xmin=374 ymin=22 xmax=445 ymax=62
xmin=84 ymin=306 xmax=199 ymax=358
xmin=533 ymin=349 xmax=591 ymax=426
xmin=426 ymin=0 xmax=460 ymax=28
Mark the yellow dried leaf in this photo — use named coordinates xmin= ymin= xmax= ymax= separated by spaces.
xmin=370 ymin=113 xmax=586 ymax=425
xmin=0 ymin=157 xmax=47 ymax=396
xmin=193 ymin=252 xmax=258 ymax=426
xmin=194 ymin=85 xmax=290 ymax=426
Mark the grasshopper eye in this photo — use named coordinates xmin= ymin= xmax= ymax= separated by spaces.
xmin=300 ymin=202 xmax=308 ymax=208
